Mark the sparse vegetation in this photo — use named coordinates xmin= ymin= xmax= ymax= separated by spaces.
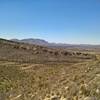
xmin=0 ymin=39 xmax=100 ymax=100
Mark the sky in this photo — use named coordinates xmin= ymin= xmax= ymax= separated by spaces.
xmin=0 ymin=0 xmax=100 ymax=44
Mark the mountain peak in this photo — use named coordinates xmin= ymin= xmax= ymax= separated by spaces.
xmin=11 ymin=38 xmax=49 ymax=46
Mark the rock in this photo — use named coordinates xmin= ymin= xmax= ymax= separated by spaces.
xmin=44 ymin=97 xmax=50 ymax=100
xmin=65 ymin=86 xmax=69 ymax=91
xmin=85 ymin=70 xmax=88 ymax=73
xmin=96 ymin=88 xmax=100 ymax=94
xmin=73 ymin=96 xmax=78 ymax=100
xmin=96 ymin=74 xmax=100 ymax=77
xmin=33 ymin=47 xmax=37 ymax=51
xmin=60 ymin=96 xmax=67 ymax=100
xmin=51 ymin=95 xmax=60 ymax=100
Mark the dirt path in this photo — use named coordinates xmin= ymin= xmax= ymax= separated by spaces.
xmin=21 ymin=64 xmax=44 ymax=70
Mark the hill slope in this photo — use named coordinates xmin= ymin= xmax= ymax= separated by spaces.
xmin=11 ymin=38 xmax=100 ymax=50
xmin=0 ymin=38 xmax=96 ymax=63
xmin=11 ymin=38 xmax=49 ymax=46
xmin=0 ymin=38 xmax=99 ymax=100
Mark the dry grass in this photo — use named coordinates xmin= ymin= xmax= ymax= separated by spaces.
xmin=0 ymin=39 xmax=100 ymax=100
xmin=0 ymin=59 xmax=100 ymax=100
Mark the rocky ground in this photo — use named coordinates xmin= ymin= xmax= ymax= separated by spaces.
xmin=0 ymin=57 xmax=100 ymax=100
xmin=0 ymin=39 xmax=100 ymax=100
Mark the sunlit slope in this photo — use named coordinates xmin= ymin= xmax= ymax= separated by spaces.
xmin=0 ymin=38 xmax=99 ymax=100
xmin=0 ymin=59 xmax=100 ymax=99
xmin=0 ymin=38 xmax=96 ymax=63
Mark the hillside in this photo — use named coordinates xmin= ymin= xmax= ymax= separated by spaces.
xmin=0 ymin=38 xmax=100 ymax=100
xmin=0 ymin=38 xmax=96 ymax=63
xmin=11 ymin=38 xmax=49 ymax=46
xmin=11 ymin=38 xmax=100 ymax=50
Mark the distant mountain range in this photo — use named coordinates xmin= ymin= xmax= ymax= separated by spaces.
xmin=0 ymin=38 xmax=96 ymax=63
xmin=11 ymin=38 xmax=100 ymax=49
xmin=11 ymin=38 xmax=49 ymax=46
xmin=11 ymin=38 xmax=71 ymax=47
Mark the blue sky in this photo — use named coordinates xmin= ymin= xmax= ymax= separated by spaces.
xmin=0 ymin=0 xmax=100 ymax=44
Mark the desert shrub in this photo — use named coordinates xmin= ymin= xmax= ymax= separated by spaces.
xmin=54 ymin=51 xmax=59 ymax=56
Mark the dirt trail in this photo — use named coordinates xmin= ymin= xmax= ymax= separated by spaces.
xmin=21 ymin=64 xmax=44 ymax=70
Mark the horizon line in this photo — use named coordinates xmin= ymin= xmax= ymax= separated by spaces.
xmin=1 ymin=37 xmax=100 ymax=46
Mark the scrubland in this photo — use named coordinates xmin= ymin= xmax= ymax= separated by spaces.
xmin=0 ymin=39 xmax=100 ymax=100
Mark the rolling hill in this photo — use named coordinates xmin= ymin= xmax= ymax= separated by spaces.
xmin=0 ymin=38 xmax=100 ymax=100
xmin=11 ymin=38 xmax=100 ymax=50
xmin=0 ymin=38 xmax=96 ymax=63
